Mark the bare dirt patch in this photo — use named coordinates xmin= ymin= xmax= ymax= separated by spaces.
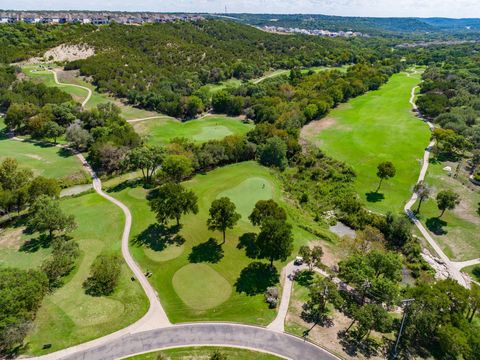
xmin=27 ymin=44 xmax=95 ymax=64
xmin=300 ymin=118 xmax=336 ymax=148
xmin=0 ymin=227 xmax=24 ymax=249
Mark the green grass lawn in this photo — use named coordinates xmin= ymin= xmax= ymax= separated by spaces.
xmin=125 ymin=346 xmax=282 ymax=360
xmin=132 ymin=115 xmax=254 ymax=146
xmin=0 ymin=117 xmax=87 ymax=180
xmin=108 ymin=161 xmax=323 ymax=325
xmin=307 ymin=72 xmax=431 ymax=213
xmin=199 ymin=78 xmax=244 ymax=95
xmin=0 ymin=192 xmax=149 ymax=355
xmin=462 ymin=264 xmax=480 ymax=282
xmin=22 ymin=65 xmax=160 ymax=120
xmin=413 ymin=159 xmax=480 ymax=261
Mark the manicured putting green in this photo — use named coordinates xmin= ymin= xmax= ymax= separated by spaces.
xmin=307 ymin=71 xmax=431 ymax=213
xmin=218 ymin=176 xmax=274 ymax=219
xmin=133 ymin=115 xmax=254 ymax=145
xmin=144 ymin=244 xmax=184 ymax=262
xmin=172 ymin=263 xmax=232 ymax=310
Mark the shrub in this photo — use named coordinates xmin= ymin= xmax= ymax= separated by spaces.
xmin=83 ymin=255 xmax=122 ymax=296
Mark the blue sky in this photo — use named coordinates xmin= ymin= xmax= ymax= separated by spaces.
xmin=2 ymin=0 xmax=480 ymax=18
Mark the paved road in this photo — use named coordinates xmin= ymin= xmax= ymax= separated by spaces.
xmin=57 ymin=324 xmax=339 ymax=360
xmin=404 ymin=85 xmax=469 ymax=287
xmin=49 ymin=69 xmax=92 ymax=108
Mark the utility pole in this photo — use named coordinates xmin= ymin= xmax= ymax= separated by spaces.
xmin=392 ymin=298 xmax=415 ymax=358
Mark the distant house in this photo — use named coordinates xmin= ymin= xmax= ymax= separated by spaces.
xmin=92 ymin=17 xmax=109 ymax=25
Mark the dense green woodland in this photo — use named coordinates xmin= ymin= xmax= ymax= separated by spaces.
xmin=0 ymin=23 xmax=93 ymax=63
xmin=65 ymin=21 xmax=395 ymax=117
xmin=0 ymin=20 xmax=479 ymax=359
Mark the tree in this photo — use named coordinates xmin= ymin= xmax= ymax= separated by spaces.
xmin=376 ymin=161 xmax=396 ymax=192
xmin=249 ymin=199 xmax=286 ymax=226
xmin=41 ymin=238 xmax=80 ymax=287
xmin=183 ymin=95 xmax=204 ymax=118
xmin=258 ymin=136 xmax=288 ymax=170
xmin=65 ymin=120 xmax=92 ymax=150
xmin=160 ymin=155 xmax=193 ymax=183
xmin=0 ymin=267 xmax=48 ymax=352
xmin=436 ymin=190 xmax=460 ymax=218
xmin=414 ymin=181 xmax=431 ymax=214
xmin=346 ymin=225 xmax=385 ymax=254
xmin=149 ymin=183 xmax=198 ymax=226
xmin=471 ymin=149 xmax=480 ymax=174
xmin=27 ymin=195 xmax=76 ymax=238
xmin=4 ymin=102 xmax=39 ymax=130
xmin=345 ymin=304 xmax=392 ymax=341
xmin=339 ymin=250 xmax=402 ymax=305
xmin=83 ymin=255 xmax=122 ymax=296
xmin=41 ymin=121 xmax=63 ymax=143
xmin=299 ymin=245 xmax=323 ymax=270
xmin=210 ymin=350 xmax=228 ymax=360
xmin=28 ymin=176 xmax=60 ymax=203
xmin=128 ymin=145 xmax=165 ymax=185
xmin=207 ymin=197 xmax=241 ymax=244
xmin=255 ymin=218 xmax=294 ymax=267
xmin=301 ymin=277 xmax=342 ymax=330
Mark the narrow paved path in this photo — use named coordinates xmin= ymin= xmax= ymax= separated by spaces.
xmin=404 ymin=85 xmax=469 ymax=287
xmin=49 ymin=69 xmax=92 ymax=108
xmin=267 ymin=261 xmax=296 ymax=332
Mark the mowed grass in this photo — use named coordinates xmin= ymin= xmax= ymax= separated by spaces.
xmin=126 ymin=346 xmax=282 ymax=360
xmin=133 ymin=115 xmax=254 ymax=146
xmin=108 ymin=162 xmax=319 ymax=325
xmin=15 ymin=193 xmax=148 ymax=355
xmin=0 ymin=118 xmax=86 ymax=179
xmin=308 ymin=72 xmax=431 ymax=213
xmin=22 ymin=65 xmax=160 ymax=120
xmin=413 ymin=159 xmax=480 ymax=261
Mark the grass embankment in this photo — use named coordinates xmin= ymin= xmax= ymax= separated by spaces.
xmin=108 ymin=161 xmax=331 ymax=324
xmin=125 ymin=346 xmax=282 ymax=360
xmin=132 ymin=115 xmax=254 ymax=146
xmin=0 ymin=192 xmax=148 ymax=355
xmin=22 ymin=65 xmax=160 ymax=120
xmin=0 ymin=117 xmax=87 ymax=180
xmin=307 ymin=71 xmax=431 ymax=214
xmin=413 ymin=159 xmax=480 ymax=261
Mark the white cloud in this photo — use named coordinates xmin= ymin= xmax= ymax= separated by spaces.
xmin=1 ymin=0 xmax=480 ymax=18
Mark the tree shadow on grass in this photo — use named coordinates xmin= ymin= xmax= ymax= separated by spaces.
xmin=337 ymin=330 xmax=382 ymax=358
xmin=426 ymin=217 xmax=448 ymax=235
xmin=132 ymin=223 xmax=185 ymax=251
xmin=235 ymin=262 xmax=279 ymax=296
xmin=19 ymin=233 xmax=52 ymax=253
xmin=107 ymin=179 xmax=143 ymax=193
xmin=237 ymin=232 xmax=259 ymax=258
xmin=188 ymin=238 xmax=224 ymax=263
xmin=365 ymin=192 xmax=385 ymax=203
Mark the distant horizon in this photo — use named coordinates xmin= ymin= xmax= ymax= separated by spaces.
xmin=1 ymin=9 xmax=480 ymax=21
xmin=1 ymin=1 xmax=480 ymax=19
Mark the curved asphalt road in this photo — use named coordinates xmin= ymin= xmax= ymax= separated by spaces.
xmin=56 ymin=324 xmax=338 ymax=360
